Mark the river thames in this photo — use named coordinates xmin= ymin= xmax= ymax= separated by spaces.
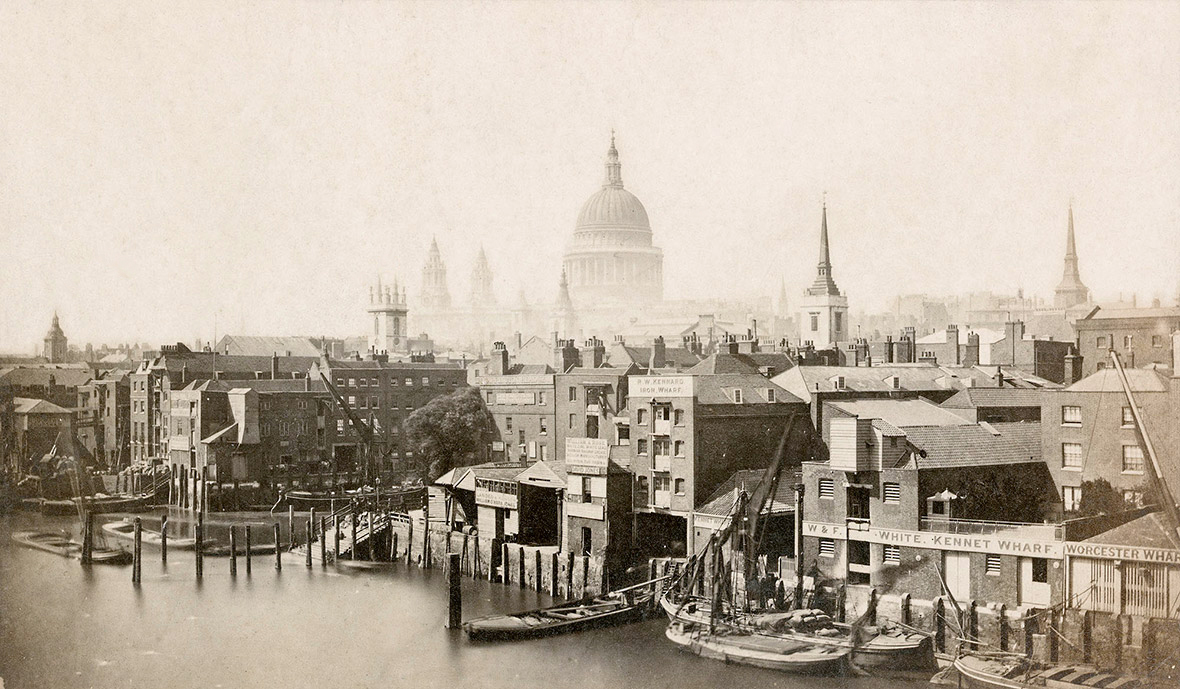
xmin=0 ymin=512 xmax=930 ymax=689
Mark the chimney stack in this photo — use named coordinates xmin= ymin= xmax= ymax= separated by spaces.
xmin=271 ymin=352 xmax=279 ymax=379
xmin=490 ymin=341 xmax=509 ymax=376
xmin=964 ymin=332 xmax=980 ymax=367
xmin=884 ymin=334 xmax=894 ymax=364
xmin=946 ymin=324 xmax=960 ymax=365
xmin=556 ymin=339 xmax=580 ymax=372
xmin=580 ymin=337 xmax=605 ymax=369
xmin=651 ymin=336 xmax=667 ymax=369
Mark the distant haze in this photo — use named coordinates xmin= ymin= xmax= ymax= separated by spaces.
xmin=1 ymin=2 xmax=1177 ymax=352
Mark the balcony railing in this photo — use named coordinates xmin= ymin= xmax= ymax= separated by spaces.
xmin=920 ymin=517 xmax=1063 ymax=541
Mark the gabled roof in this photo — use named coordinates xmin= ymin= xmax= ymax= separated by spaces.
xmin=1066 ymin=368 xmax=1170 ymax=393
xmin=696 ymin=469 xmax=795 ymax=517
xmin=828 ymin=398 xmax=972 ymax=427
xmin=608 ymin=343 xmax=702 ymax=369
xmin=1079 ymin=511 xmax=1180 ymax=550
xmin=687 ymin=353 xmax=762 ymax=375
xmin=12 ymin=397 xmax=72 ymax=415
xmin=215 ymin=335 xmax=322 ymax=358
xmin=902 ymin=422 xmax=1041 ymax=469
xmin=941 ymin=387 xmax=1048 ymax=409
xmin=516 ymin=460 xmax=567 ymax=487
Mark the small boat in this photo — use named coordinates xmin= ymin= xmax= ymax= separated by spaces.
xmin=12 ymin=531 xmax=132 ymax=564
xmin=953 ymin=653 xmax=1169 ymax=689
xmin=102 ymin=519 xmax=196 ymax=550
xmin=41 ymin=493 xmax=154 ymax=516
xmin=665 ymin=620 xmax=850 ymax=674
xmin=660 ymin=594 xmax=933 ymax=670
xmin=464 ymin=577 xmax=667 ymax=641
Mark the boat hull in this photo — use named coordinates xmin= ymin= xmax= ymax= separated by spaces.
xmin=665 ymin=622 xmax=848 ymax=675
xmin=12 ymin=531 xmax=132 ymax=564
xmin=465 ymin=590 xmax=654 ymax=642
xmin=102 ymin=521 xmax=197 ymax=551
xmin=952 ymin=655 xmax=1165 ymax=689
xmin=660 ymin=595 xmax=933 ymax=670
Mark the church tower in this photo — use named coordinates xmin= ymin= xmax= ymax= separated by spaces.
xmin=1053 ymin=205 xmax=1091 ymax=309
xmin=469 ymin=247 xmax=497 ymax=308
xmin=798 ymin=201 xmax=849 ymax=348
xmin=367 ymin=276 xmax=408 ymax=354
xmin=43 ymin=312 xmax=68 ymax=363
xmin=419 ymin=237 xmax=452 ymax=310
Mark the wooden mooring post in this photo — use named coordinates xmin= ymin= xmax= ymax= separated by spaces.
xmin=333 ymin=516 xmax=340 ymax=561
xmin=320 ymin=517 xmax=327 ymax=566
xmin=288 ymin=505 xmax=295 ymax=550
xmin=160 ymin=514 xmax=168 ymax=564
xmin=351 ymin=511 xmax=358 ymax=561
xmin=305 ymin=518 xmax=313 ymax=569
xmin=131 ymin=517 xmax=142 ymax=584
xmin=273 ymin=523 xmax=282 ymax=571
xmin=244 ymin=525 xmax=252 ymax=575
xmin=446 ymin=552 xmax=462 ymax=629
xmin=195 ymin=514 xmax=204 ymax=579
xmin=81 ymin=511 xmax=94 ymax=565
xmin=229 ymin=526 xmax=237 ymax=576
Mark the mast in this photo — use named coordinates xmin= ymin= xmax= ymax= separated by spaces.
xmin=319 ymin=372 xmax=377 ymax=486
xmin=1108 ymin=350 xmax=1180 ymax=541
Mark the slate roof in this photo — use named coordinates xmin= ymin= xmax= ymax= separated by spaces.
xmin=317 ymin=358 xmax=463 ymax=371
xmin=941 ymin=388 xmax=1048 ymax=409
xmin=696 ymin=469 xmax=796 ymax=517
xmin=693 ymin=374 xmax=803 ymax=406
xmin=1079 ymin=512 xmax=1180 ymax=550
xmin=183 ymin=379 xmax=327 ymax=393
xmin=917 ymin=327 xmax=1006 ymax=346
xmin=215 ymin=335 xmax=322 ymax=357
xmin=1079 ymin=306 xmax=1180 ymax=322
xmin=609 ymin=344 xmax=702 ymax=369
xmin=828 ymin=398 xmax=972 ymax=427
xmin=13 ymin=397 xmax=73 ymax=415
xmin=1066 ymin=369 xmax=1170 ymax=393
xmin=687 ymin=353 xmax=763 ymax=375
xmin=0 ymin=367 xmax=94 ymax=388
xmin=902 ymin=422 xmax=1042 ymax=469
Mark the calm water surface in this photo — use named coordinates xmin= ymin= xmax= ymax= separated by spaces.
xmin=0 ymin=512 xmax=930 ymax=689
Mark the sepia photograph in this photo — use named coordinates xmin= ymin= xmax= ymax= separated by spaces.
xmin=1 ymin=2 xmax=1178 ymax=688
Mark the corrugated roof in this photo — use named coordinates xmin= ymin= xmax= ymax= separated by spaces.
xmin=903 ymin=422 xmax=1041 ymax=469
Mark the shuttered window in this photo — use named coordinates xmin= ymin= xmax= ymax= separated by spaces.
xmin=883 ymin=482 xmax=901 ymax=504
xmin=818 ymin=478 xmax=834 ymax=499
xmin=818 ymin=539 xmax=835 ymax=557
xmin=986 ymin=555 xmax=1002 ymax=576
xmin=883 ymin=545 xmax=900 ymax=564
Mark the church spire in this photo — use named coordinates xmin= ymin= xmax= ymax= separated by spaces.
xmin=806 ymin=199 xmax=841 ymax=297
xmin=604 ymin=131 xmax=623 ymax=187
xmin=1054 ymin=203 xmax=1091 ymax=308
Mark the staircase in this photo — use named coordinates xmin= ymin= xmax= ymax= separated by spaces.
xmin=290 ymin=503 xmax=412 ymax=563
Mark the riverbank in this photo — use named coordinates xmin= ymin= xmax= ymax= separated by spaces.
xmin=0 ymin=511 xmax=928 ymax=689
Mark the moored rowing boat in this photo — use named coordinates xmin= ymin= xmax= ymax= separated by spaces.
xmin=12 ymin=530 xmax=132 ymax=564
xmin=665 ymin=620 xmax=850 ymax=674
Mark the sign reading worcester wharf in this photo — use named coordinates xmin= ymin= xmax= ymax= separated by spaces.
xmin=803 ymin=522 xmax=1065 ymax=559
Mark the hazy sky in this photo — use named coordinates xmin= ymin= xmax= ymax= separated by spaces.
xmin=2 ymin=2 xmax=1178 ymax=352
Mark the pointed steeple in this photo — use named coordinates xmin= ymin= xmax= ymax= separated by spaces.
xmin=603 ymin=131 xmax=623 ymax=187
xmin=557 ymin=268 xmax=573 ymax=309
xmin=806 ymin=199 xmax=841 ymax=297
xmin=1054 ymin=203 xmax=1090 ymax=308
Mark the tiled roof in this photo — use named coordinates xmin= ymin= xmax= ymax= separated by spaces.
xmin=1066 ymin=369 xmax=1170 ymax=393
xmin=871 ymin=419 xmax=905 ymax=436
xmin=941 ymin=388 xmax=1048 ymax=408
xmin=828 ymin=399 xmax=972 ymax=427
xmin=903 ymin=422 xmax=1041 ymax=469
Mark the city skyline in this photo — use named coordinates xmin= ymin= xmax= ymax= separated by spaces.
xmin=2 ymin=2 xmax=1177 ymax=351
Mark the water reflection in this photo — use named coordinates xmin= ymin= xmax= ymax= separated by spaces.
xmin=0 ymin=511 xmax=929 ymax=689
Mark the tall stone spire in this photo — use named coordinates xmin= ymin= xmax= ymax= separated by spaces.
xmin=1054 ymin=204 xmax=1091 ymax=309
xmin=470 ymin=246 xmax=497 ymax=308
xmin=420 ymin=236 xmax=451 ymax=310
xmin=807 ymin=200 xmax=842 ymax=297
xmin=603 ymin=131 xmax=623 ymax=187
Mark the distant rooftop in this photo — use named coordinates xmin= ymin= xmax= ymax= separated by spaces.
xmin=828 ymin=398 xmax=972 ymax=427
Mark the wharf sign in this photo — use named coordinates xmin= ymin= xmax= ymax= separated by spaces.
xmin=1063 ymin=542 xmax=1180 ymax=565
xmin=565 ymin=438 xmax=609 ymax=473
xmin=495 ymin=392 xmax=536 ymax=405
xmin=803 ymin=522 xmax=1064 ymax=559
xmin=631 ymin=376 xmax=694 ymax=398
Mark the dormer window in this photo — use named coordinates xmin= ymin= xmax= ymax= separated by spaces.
xmin=890 ymin=376 xmax=900 ymax=390
xmin=766 ymin=388 xmax=776 ymax=403
xmin=835 ymin=376 xmax=846 ymax=390
xmin=732 ymin=389 xmax=743 ymax=404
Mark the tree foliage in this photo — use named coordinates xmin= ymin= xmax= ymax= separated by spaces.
xmin=1077 ymin=478 xmax=1125 ymax=517
xmin=403 ymin=387 xmax=496 ymax=481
